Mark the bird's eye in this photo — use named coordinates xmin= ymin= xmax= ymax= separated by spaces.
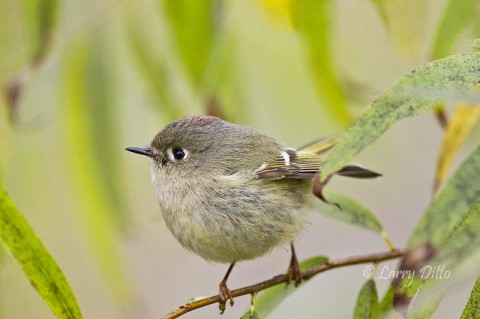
xmin=167 ymin=147 xmax=189 ymax=162
xmin=172 ymin=148 xmax=187 ymax=160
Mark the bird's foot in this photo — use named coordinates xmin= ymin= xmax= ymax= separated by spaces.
xmin=218 ymin=279 xmax=234 ymax=314
xmin=287 ymin=246 xmax=302 ymax=286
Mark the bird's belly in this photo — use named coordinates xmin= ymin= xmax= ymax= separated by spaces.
xmin=163 ymin=206 xmax=308 ymax=263
xmin=159 ymin=181 xmax=312 ymax=263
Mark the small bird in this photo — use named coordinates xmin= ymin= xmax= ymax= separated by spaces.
xmin=126 ymin=115 xmax=379 ymax=313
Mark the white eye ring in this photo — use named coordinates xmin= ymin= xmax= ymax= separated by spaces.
xmin=167 ymin=148 xmax=189 ymax=161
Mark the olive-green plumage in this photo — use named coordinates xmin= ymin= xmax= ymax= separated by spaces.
xmin=126 ymin=115 xmax=380 ymax=310
xmin=147 ymin=116 xmax=313 ymax=263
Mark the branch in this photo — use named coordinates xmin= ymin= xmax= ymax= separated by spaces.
xmin=161 ymin=249 xmax=405 ymax=319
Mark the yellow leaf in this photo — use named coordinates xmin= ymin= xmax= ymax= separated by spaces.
xmin=258 ymin=0 xmax=294 ymax=28
xmin=434 ymin=104 xmax=480 ymax=192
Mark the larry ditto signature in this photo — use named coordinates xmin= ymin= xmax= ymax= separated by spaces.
xmin=363 ymin=264 xmax=451 ymax=286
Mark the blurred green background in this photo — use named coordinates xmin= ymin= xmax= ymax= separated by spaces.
xmin=1 ymin=0 xmax=479 ymax=318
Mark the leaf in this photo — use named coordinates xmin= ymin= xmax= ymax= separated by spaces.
xmin=406 ymin=201 xmax=480 ymax=318
xmin=163 ymin=0 xmax=216 ymax=86
xmin=393 ymin=144 xmax=480 ymax=316
xmin=473 ymin=39 xmax=480 ymax=50
xmin=407 ymin=289 xmax=447 ymax=319
xmin=257 ymin=0 xmax=294 ymax=28
xmin=431 ymin=0 xmax=478 ymax=59
xmin=371 ymin=1 xmax=429 ymax=57
xmin=0 ymin=187 xmax=82 ymax=319
xmin=316 ymin=191 xmax=383 ymax=234
xmin=434 ymin=200 xmax=480 ymax=275
xmin=242 ymin=256 xmax=328 ymax=318
xmin=22 ymin=0 xmax=59 ymax=62
xmin=433 ymin=104 xmax=480 ymax=192
xmin=6 ymin=0 xmax=60 ymax=121
xmin=322 ymin=52 xmax=480 ymax=180
xmin=377 ymin=286 xmax=394 ymax=317
xmin=240 ymin=310 xmax=261 ymax=319
xmin=369 ymin=0 xmax=388 ymax=26
xmin=461 ymin=276 xmax=480 ymax=319
xmin=124 ymin=11 xmax=183 ymax=121
xmin=62 ymin=37 xmax=132 ymax=303
xmin=293 ymin=0 xmax=355 ymax=128
xmin=409 ymin=144 xmax=480 ymax=248
xmin=354 ymin=279 xmax=379 ymax=319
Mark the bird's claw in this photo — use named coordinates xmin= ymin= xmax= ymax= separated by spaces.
xmin=287 ymin=248 xmax=302 ymax=286
xmin=218 ymin=280 xmax=234 ymax=314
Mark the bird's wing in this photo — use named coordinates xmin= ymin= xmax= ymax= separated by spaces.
xmin=297 ymin=135 xmax=340 ymax=155
xmin=255 ymin=149 xmax=324 ymax=179
xmin=256 ymin=135 xmax=381 ymax=180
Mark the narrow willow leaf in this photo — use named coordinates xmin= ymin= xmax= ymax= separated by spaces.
xmin=431 ymin=0 xmax=478 ymax=59
xmin=0 ymin=187 xmax=82 ymax=319
xmin=293 ymin=0 xmax=355 ymax=128
xmin=62 ymin=38 xmax=131 ymax=303
xmin=22 ymin=0 xmax=59 ymax=62
xmin=354 ymin=279 xmax=379 ymax=319
xmin=322 ymin=52 xmax=480 ymax=180
xmin=377 ymin=286 xmax=394 ymax=317
xmin=409 ymin=144 xmax=480 ymax=248
xmin=407 ymin=289 xmax=447 ymax=319
xmin=316 ymin=191 xmax=383 ymax=234
xmin=81 ymin=33 xmax=131 ymax=229
xmin=407 ymin=201 xmax=480 ymax=318
xmin=375 ymin=1 xmax=428 ymax=57
xmin=258 ymin=0 xmax=294 ymax=27
xmin=473 ymin=39 xmax=480 ymax=49
xmin=163 ymin=0 xmax=216 ymax=86
xmin=240 ymin=309 xmax=261 ymax=319
xmin=369 ymin=0 xmax=388 ymax=26
xmin=434 ymin=200 xmax=480 ymax=276
xmin=7 ymin=0 xmax=60 ymax=120
xmin=461 ymin=276 xmax=480 ymax=319
xmin=125 ymin=15 xmax=182 ymax=121
xmin=433 ymin=104 xmax=480 ymax=192
xmin=242 ymin=256 xmax=329 ymax=318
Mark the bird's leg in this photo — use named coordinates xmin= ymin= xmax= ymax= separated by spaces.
xmin=287 ymin=242 xmax=302 ymax=286
xmin=312 ymin=172 xmax=341 ymax=210
xmin=218 ymin=262 xmax=235 ymax=314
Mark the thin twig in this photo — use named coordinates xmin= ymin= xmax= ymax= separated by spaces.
xmin=161 ymin=249 xmax=405 ymax=319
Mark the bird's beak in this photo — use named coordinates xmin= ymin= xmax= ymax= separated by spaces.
xmin=125 ymin=146 xmax=155 ymax=158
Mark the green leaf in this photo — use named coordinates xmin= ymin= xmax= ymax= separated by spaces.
xmin=293 ymin=0 xmax=355 ymax=128
xmin=369 ymin=0 xmax=388 ymax=26
xmin=22 ymin=0 xmax=59 ymax=61
xmin=242 ymin=256 xmax=328 ymax=318
xmin=316 ymin=191 xmax=383 ymax=233
xmin=431 ymin=0 xmax=478 ymax=59
xmin=6 ymin=0 xmax=60 ymax=121
xmin=0 ymin=187 xmax=82 ymax=319
xmin=377 ymin=286 xmax=394 ymax=317
xmin=404 ymin=201 xmax=480 ymax=317
xmin=125 ymin=12 xmax=183 ymax=121
xmin=407 ymin=289 xmax=447 ymax=319
xmin=240 ymin=309 xmax=261 ymax=319
xmin=409 ymin=144 xmax=480 ymax=248
xmin=461 ymin=276 xmax=480 ymax=319
xmin=62 ymin=37 xmax=131 ymax=303
xmin=370 ymin=1 xmax=429 ymax=57
xmin=472 ymin=39 xmax=480 ymax=50
xmin=434 ymin=200 xmax=480 ymax=275
xmin=322 ymin=52 xmax=480 ymax=179
xmin=354 ymin=279 xmax=379 ymax=319
xmin=163 ymin=0 xmax=216 ymax=86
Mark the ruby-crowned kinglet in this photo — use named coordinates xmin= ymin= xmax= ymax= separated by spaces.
xmin=126 ymin=115 xmax=380 ymax=312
